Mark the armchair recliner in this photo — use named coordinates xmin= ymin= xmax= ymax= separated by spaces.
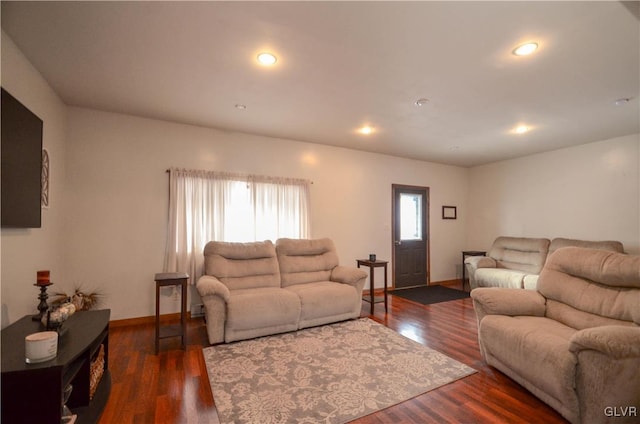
xmin=471 ymin=247 xmax=640 ymax=424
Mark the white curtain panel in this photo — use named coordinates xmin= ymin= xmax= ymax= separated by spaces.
xmin=164 ymin=168 xmax=310 ymax=283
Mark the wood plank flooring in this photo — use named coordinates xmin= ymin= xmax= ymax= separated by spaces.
xmin=100 ymin=288 xmax=568 ymax=424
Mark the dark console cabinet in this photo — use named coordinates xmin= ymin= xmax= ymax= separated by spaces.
xmin=1 ymin=309 xmax=111 ymax=424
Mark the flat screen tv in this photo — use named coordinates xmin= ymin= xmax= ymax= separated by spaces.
xmin=1 ymin=87 xmax=43 ymax=228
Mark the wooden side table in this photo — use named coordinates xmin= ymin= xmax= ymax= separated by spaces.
xmin=461 ymin=251 xmax=486 ymax=291
xmin=154 ymin=272 xmax=189 ymax=354
xmin=357 ymin=259 xmax=388 ymax=315
xmin=1 ymin=310 xmax=111 ymax=424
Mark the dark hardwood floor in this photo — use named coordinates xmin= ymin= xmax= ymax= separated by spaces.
xmin=100 ymin=287 xmax=568 ymax=424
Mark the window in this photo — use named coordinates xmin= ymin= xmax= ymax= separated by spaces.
xmin=163 ymin=168 xmax=310 ymax=282
xmin=400 ymin=193 xmax=423 ymax=240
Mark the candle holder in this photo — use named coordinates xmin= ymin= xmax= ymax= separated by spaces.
xmin=32 ymin=282 xmax=53 ymax=321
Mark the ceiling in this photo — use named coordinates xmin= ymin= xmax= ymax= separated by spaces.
xmin=2 ymin=1 xmax=638 ymax=167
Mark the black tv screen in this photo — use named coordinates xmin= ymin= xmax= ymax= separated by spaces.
xmin=1 ymin=88 xmax=43 ymax=228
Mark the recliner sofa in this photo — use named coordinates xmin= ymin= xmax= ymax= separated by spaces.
xmin=196 ymin=238 xmax=367 ymax=344
xmin=465 ymin=236 xmax=624 ymax=290
xmin=471 ymin=247 xmax=640 ymax=424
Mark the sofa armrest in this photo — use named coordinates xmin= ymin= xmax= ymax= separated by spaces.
xmin=569 ymin=325 xmax=640 ymax=359
xmin=196 ymin=275 xmax=230 ymax=302
xmin=471 ymin=287 xmax=546 ymax=324
xmin=465 ymin=256 xmax=496 ymax=270
xmin=196 ymin=275 xmax=230 ymax=344
xmin=330 ymin=265 xmax=368 ymax=286
xmin=465 ymin=256 xmax=496 ymax=290
xmin=569 ymin=326 xmax=640 ymax=424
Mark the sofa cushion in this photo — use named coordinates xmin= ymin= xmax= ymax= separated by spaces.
xmin=548 ymin=238 xmax=624 ymax=256
xmin=539 ymin=247 xmax=640 ymax=326
xmin=480 ymin=315 xmax=578 ymax=411
xmin=226 ymin=287 xmax=300 ymax=333
xmin=475 ymin=268 xmax=527 ymax=289
xmin=488 ymin=236 xmax=550 ymax=274
xmin=284 ymin=281 xmax=359 ymax=327
xmin=522 ymin=274 xmax=539 ymax=290
xmin=276 ymin=238 xmax=339 ymax=287
xmin=545 ymin=300 xmax=637 ymax=331
xmin=203 ymin=240 xmax=280 ymax=290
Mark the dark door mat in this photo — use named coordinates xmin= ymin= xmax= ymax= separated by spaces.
xmin=390 ymin=285 xmax=470 ymax=305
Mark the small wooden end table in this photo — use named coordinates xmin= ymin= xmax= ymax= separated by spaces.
xmin=357 ymin=259 xmax=388 ymax=315
xmin=1 ymin=310 xmax=111 ymax=424
xmin=154 ymin=272 xmax=189 ymax=354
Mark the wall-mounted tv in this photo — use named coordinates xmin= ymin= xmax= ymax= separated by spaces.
xmin=1 ymin=87 xmax=44 ymax=228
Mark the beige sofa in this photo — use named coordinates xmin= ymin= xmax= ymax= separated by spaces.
xmin=471 ymin=247 xmax=640 ymax=424
xmin=196 ymin=238 xmax=367 ymax=344
xmin=465 ymin=236 xmax=624 ymax=290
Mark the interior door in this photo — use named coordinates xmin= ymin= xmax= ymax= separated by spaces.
xmin=392 ymin=185 xmax=429 ymax=289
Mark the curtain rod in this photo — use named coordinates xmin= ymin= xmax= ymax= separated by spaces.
xmin=165 ymin=168 xmax=313 ymax=184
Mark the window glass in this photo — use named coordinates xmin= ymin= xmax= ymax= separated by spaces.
xmin=400 ymin=193 xmax=422 ymax=240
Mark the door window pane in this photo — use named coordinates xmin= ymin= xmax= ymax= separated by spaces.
xmin=400 ymin=193 xmax=422 ymax=240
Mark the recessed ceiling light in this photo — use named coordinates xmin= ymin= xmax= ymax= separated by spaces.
xmin=415 ymin=98 xmax=429 ymax=106
xmin=514 ymin=125 xmax=529 ymax=134
xmin=614 ymin=98 xmax=631 ymax=106
xmin=512 ymin=42 xmax=538 ymax=56
xmin=257 ymin=52 xmax=277 ymax=66
xmin=235 ymin=104 xmax=247 ymax=110
xmin=357 ymin=125 xmax=374 ymax=135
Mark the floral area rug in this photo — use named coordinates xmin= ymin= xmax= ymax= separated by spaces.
xmin=202 ymin=318 xmax=476 ymax=424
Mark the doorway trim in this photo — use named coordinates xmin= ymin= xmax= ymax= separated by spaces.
xmin=391 ymin=184 xmax=430 ymax=289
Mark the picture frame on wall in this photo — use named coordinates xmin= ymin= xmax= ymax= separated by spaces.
xmin=442 ymin=205 xmax=456 ymax=220
xmin=41 ymin=148 xmax=49 ymax=208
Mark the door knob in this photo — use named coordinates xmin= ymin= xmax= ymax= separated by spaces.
xmin=394 ymin=240 xmax=402 ymax=246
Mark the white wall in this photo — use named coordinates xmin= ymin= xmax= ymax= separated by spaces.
xmin=65 ymin=108 xmax=469 ymax=320
xmin=5 ymin=29 xmax=636 ymax=324
xmin=467 ymin=134 xmax=640 ymax=254
xmin=1 ymin=32 xmax=68 ymax=327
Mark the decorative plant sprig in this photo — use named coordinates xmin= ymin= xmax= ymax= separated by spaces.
xmin=51 ymin=286 xmax=104 ymax=311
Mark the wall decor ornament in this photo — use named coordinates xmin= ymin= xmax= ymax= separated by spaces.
xmin=442 ymin=205 xmax=457 ymax=220
xmin=41 ymin=148 xmax=49 ymax=208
